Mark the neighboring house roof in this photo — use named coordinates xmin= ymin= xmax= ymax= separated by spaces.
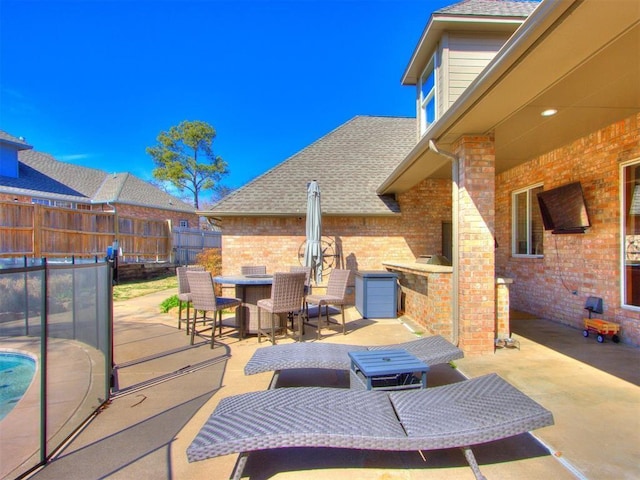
xmin=0 ymin=145 xmax=195 ymax=214
xmin=205 ymin=116 xmax=416 ymax=217
xmin=435 ymin=0 xmax=540 ymax=17
xmin=0 ymin=131 xmax=33 ymax=150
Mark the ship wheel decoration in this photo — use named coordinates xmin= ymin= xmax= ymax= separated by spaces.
xmin=298 ymin=236 xmax=339 ymax=280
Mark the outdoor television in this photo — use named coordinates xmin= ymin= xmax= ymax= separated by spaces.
xmin=536 ymin=182 xmax=591 ymax=234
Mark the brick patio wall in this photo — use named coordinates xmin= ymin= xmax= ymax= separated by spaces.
xmin=395 ymin=270 xmax=453 ymax=339
xmin=217 ymin=178 xmax=451 ymax=307
xmin=219 ymin=178 xmax=452 ymax=281
xmin=495 ymin=113 xmax=640 ymax=346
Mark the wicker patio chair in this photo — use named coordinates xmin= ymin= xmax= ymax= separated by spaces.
xmin=241 ymin=265 xmax=267 ymax=275
xmin=186 ymin=373 xmax=554 ymax=480
xmin=289 ymin=265 xmax=312 ymax=330
xmin=305 ymin=268 xmax=351 ymax=339
xmin=186 ymin=270 xmax=242 ymax=348
xmin=256 ymin=271 xmax=306 ymax=344
xmin=176 ymin=265 xmax=204 ymax=333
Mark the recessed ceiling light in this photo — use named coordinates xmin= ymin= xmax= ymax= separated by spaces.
xmin=541 ymin=108 xmax=558 ymax=117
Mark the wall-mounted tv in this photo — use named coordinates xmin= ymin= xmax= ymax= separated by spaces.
xmin=536 ymin=182 xmax=591 ymax=234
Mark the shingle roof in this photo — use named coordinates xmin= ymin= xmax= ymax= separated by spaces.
xmin=436 ymin=0 xmax=540 ymax=17
xmin=0 ymin=148 xmax=194 ymax=213
xmin=207 ymin=116 xmax=416 ymax=217
xmin=0 ymin=130 xmax=33 ymax=150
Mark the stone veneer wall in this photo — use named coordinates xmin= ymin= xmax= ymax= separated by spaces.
xmin=495 ymin=113 xmax=640 ymax=346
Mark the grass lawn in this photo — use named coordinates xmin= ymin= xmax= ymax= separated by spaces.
xmin=113 ymin=274 xmax=177 ymax=302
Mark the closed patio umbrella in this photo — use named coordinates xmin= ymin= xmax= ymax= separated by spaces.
xmin=304 ymin=180 xmax=323 ymax=285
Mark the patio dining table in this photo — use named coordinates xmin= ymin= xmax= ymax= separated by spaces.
xmin=213 ymin=274 xmax=273 ymax=336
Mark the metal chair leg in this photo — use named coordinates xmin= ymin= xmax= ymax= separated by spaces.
xmin=190 ymin=309 xmax=197 ymax=345
xmin=270 ymin=313 xmax=276 ymax=345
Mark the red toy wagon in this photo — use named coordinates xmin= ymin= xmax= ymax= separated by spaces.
xmin=582 ymin=296 xmax=620 ymax=343
xmin=583 ymin=318 xmax=620 ymax=343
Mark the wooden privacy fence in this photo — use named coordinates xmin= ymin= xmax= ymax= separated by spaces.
xmin=172 ymin=227 xmax=222 ymax=265
xmin=0 ymin=201 xmax=172 ymax=261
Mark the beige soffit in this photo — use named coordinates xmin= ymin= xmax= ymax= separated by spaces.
xmin=380 ymin=0 xmax=640 ymax=194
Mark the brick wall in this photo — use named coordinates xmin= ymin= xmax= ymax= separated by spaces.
xmin=496 ymin=113 xmax=640 ymax=346
xmin=219 ymin=178 xmax=452 ymax=283
xmin=102 ymin=203 xmax=198 ymax=229
xmin=495 ymin=278 xmax=512 ymax=339
xmin=395 ymin=270 xmax=453 ymax=339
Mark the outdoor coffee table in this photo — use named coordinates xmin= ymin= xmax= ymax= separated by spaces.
xmin=348 ymin=349 xmax=429 ymax=391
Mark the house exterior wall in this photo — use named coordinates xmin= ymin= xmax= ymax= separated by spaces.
xmin=496 ymin=113 xmax=640 ymax=346
xmin=218 ymin=178 xmax=452 ymax=279
xmin=0 ymin=144 xmax=19 ymax=178
xmin=441 ymin=32 xmax=511 ymax=113
xmin=415 ymin=32 xmax=511 ymax=139
xmin=109 ymin=204 xmax=198 ymax=230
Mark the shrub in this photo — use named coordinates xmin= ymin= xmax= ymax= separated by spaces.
xmin=195 ymin=248 xmax=222 ymax=276
xmin=195 ymin=248 xmax=223 ymax=295
xmin=160 ymin=294 xmax=180 ymax=313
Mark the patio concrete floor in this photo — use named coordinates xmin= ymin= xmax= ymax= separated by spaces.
xmin=26 ymin=289 xmax=640 ymax=480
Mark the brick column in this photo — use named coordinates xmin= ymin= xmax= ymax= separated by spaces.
xmin=454 ymin=135 xmax=496 ymax=355
xmin=496 ymin=277 xmax=513 ymax=339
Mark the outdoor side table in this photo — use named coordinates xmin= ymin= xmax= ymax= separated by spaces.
xmin=348 ymin=349 xmax=429 ymax=391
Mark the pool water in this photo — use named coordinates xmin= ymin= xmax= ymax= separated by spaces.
xmin=0 ymin=352 xmax=37 ymax=421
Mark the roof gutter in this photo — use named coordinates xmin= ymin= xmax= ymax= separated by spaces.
xmin=428 ymin=140 xmax=460 ymax=346
xmin=378 ymin=0 xmax=578 ymax=195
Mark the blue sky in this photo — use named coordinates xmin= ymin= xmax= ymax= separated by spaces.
xmin=1 ymin=0 xmax=451 ymax=203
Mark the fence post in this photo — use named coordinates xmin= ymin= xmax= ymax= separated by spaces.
xmin=40 ymin=257 xmax=48 ymax=462
xmin=33 ymin=203 xmax=42 ymax=257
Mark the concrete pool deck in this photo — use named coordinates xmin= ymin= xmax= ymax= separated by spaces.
xmin=18 ymin=289 xmax=640 ymax=480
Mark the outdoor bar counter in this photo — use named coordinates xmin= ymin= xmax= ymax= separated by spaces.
xmin=382 ymin=261 xmax=512 ymax=339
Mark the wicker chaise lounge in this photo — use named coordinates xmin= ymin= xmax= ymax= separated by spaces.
xmin=187 ymin=373 xmax=554 ymax=480
xmin=244 ymin=335 xmax=464 ymax=377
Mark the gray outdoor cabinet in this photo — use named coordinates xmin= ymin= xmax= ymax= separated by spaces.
xmin=355 ymin=271 xmax=399 ymax=319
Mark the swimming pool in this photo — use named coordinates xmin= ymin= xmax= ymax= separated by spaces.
xmin=0 ymin=352 xmax=37 ymax=421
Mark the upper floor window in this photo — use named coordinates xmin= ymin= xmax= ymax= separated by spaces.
xmin=512 ymin=184 xmax=544 ymax=256
xmin=419 ymin=55 xmax=437 ymax=136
